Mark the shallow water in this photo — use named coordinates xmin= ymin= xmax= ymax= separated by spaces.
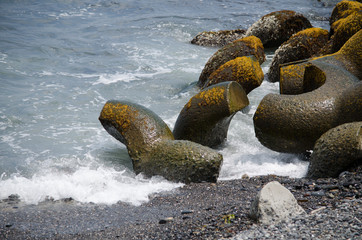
xmin=0 ymin=0 xmax=335 ymax=205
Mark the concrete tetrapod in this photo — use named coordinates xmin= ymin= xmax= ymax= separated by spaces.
xmin=201 ymin=56 xmax=264 ymax=94
xmin=253 ymin=31 xmax=361 ymax=153
xmin=197 ymin=36 xmax=265 ymax=87
xmin=99 ymin=100 xmax=223 ymax=183
xmin=280 ymin=29 xmax=362 ymax=95
xmin=306 ymin=122 xmax=362 ymax=179
xmin=173 ymin=81 xmax=249 ymax=148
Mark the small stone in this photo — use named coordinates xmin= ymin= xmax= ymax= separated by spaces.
xmin=159 ymin=217 xmax=173 ymax=224
xmin=311 ymin=190 xmax=325 ymax=197
xmin=181 ymin=210 xmax=194 ymax=215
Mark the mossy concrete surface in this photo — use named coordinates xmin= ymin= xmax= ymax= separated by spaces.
xmin=329 ymin=0 xmax=362 ymax=26
xmin=307 ymin=122 xmax=362 ymax=178
xmin=174 ymin=81 xmax=249 ymax=148
xmin=202 ymin=56 xmax=264 ymax=94
xmin=268 ymin=28 xmax=329 ymax=83
xmin=197 ymin=36 xmax=265 ymax=87
xmin=99 ymin=100 xmax=174 ymax=160
xmin=253 ymin=54 xmax=360 ymax=153
xmin=143 ymin=140 xmax=223 ymax=183
xmin=99 ymin=100 xmax=223 ymax=183
xmin=331 ymin=10 xmax=362 ymax=52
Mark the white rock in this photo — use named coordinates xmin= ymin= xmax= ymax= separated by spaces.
xmin=249 ymin=181 xmax=305 ymax=224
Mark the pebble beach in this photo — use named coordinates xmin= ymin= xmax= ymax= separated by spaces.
xmin=1 ymin=166 xmax=360 ymax=239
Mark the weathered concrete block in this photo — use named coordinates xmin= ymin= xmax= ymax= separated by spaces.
xmin=99 ymin=100 xmax=223 ymax=183
xmin=307 ymin=122 xmax=362 ymax=178
xmin=173 ymin=81 xmax=249 ymax=148
xmin=202 ymin=56 xmax=264 ymax=94
xmin=197 ymin=36 xmax=265 ymax=87
xmin=253 ymin=30 xmax=362 ymax=153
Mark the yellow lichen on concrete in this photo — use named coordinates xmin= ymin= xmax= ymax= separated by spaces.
xmin=331 ymin=0 xmax=362 ymax=24
xmin=235 ymin=36 xmax=264 ymax=54
xmin=293 ymin=27 xmax=329 ymax=39
xmin=100 ymin=102 xmax=138 ymax=132
xmin=205 ymin=56 xmax=263 ymax=93
xmin=338 ymin=29 xmax=362 ymax=57
xmin=197 ymin=87 xmax=225 ymax=107
xmin=332 ymin=11 xmax=362 ymax=52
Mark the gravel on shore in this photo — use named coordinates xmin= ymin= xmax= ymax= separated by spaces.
xmin=0 ymin=166 xmax=360 ymax=240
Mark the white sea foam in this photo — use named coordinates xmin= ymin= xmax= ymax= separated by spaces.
xmin=0 ymin=165 xmax=183 ymax=205
xmin=93 ymin=67 xmax=172 ymax=85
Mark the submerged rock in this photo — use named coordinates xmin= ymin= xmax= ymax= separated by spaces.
xmin=245 ymin=10 xmax=312 ymax=48
xmin=197 ymin=36 xmax=265 ymax=87
xmin=99 ymin=100 xmax=223 ymax=183
xmin=191 ymin=29 xmax=246 ymax=47
xmin=253 ymin=30 xmax=362 ymax=153
xmin=268 ymin=28 xmax=329 ymax=83
xmin=307 ymin=122 xmax=362 ymax=178
xmin=173 ymin=81 xmax=249 ymax=148
xmin=249 ymin=181 xmax=305 ymax=224
xmin=201 ymin=56 xmax=264 ymax=94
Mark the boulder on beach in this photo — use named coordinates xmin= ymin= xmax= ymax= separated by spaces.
xmin=268 ymin=28 xmax=329 ymax=83
xmin=201 ymin=56 xmax=264 ymax=94
xmin=99 ymin=100 xmax=223 ymax=183
xmin=245 ymin=10 xmax=312 ymax=48
xmin=249 ymin=181 xmax=305 ymax=224
xmin=191 ymin=29 xmax=246 ymax=47
xmin=307 ymin=122 xmax=362 ymax=179
xmin=173 ymin=81 xmax=249 ymax=148
xmin=253 ymin=30 xmax=362 ymax=153
xmin=197 ymin=36 xmax=265 ymax=87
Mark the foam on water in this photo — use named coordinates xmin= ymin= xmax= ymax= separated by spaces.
xmin=0 ymin=156 xmax=183 ymax=206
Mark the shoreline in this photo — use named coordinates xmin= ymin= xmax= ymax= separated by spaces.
xmin=1 ymin=166 xmax=360 ymax=239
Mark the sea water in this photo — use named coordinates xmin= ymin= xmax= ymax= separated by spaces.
xmin=0 ymin=0 xmax=336 ymax=205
